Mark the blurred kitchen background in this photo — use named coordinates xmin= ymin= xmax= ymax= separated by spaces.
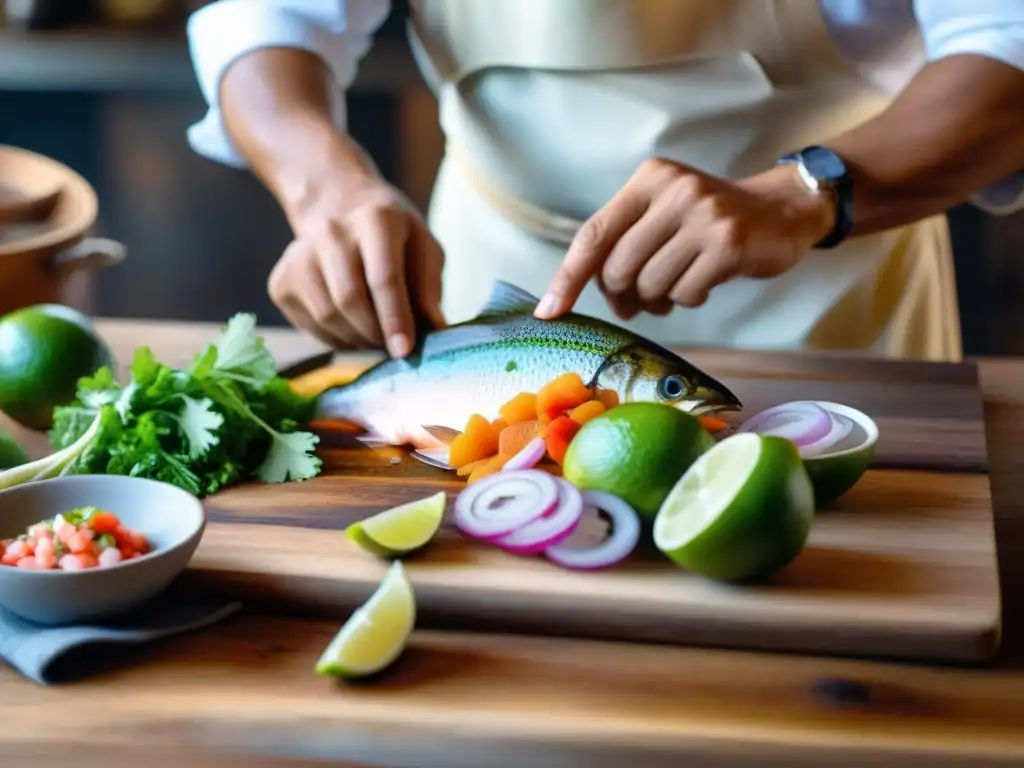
xmin=1 ymin=0 xmax=1023 ymax=355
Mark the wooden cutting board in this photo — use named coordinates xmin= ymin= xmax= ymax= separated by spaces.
xmin=185 ymin=349 xmax=1001 ymax=665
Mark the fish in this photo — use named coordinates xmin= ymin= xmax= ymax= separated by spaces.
xmin=316 ymin=281 xmax=742 ymax=451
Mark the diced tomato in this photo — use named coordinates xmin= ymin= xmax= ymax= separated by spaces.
xmin=129 ymin=532 xmax=149 ymax=553
xmin=89 ymin=512 xmax=120 ymax=534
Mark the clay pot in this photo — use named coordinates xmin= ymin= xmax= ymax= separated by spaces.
xmin=0 ymin=145 xmax=126 ymax=317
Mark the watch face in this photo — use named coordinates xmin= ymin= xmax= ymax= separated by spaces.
xmin=802 ymin=146 xmax=847 ymax=182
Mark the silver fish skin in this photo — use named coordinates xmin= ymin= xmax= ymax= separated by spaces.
xmin=316 ymin=282 xmax=741 ymax=449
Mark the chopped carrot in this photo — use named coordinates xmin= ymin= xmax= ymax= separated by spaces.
xmin=467 ymin=453 xmax=512 ymax=484
xmin=498 ymin=419 xmax=544 ymax=457
xmin=456 ymin=457 xmax=492 ymax=477
xmin=569 ymin=399 xmax=606 ymax=425
xmin=498 ymin=392 xmax=539 ymax=423
xmin=594 ymin=388 xmax=620 ymax=409
xmin=448 ymin=414 xmax=501 ymax=469
xmin=536 ymin=373 xmax=592 ymax=421
xmin=490 ymin=417 xmax=509 ymax=433
xmin=698 ymin=416 xmax=730 ymax=433
xmin=534 ymin=461 xmax=564 ymax=478
xmin=543 ymin=416 xmax=582 ymax=465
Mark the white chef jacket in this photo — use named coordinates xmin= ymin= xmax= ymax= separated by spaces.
xmin=186 ymin=0 xmax=1024 ymax=216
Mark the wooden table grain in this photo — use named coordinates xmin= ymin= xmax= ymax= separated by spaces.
xmin=2 ymin=319 xmax=1024 ymax=768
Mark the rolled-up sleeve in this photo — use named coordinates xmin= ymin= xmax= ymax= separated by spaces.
xmin=914 ymin=0 xmax=1024 ymax=215
xmin=186 ymin=0 xmax=391 ymax=168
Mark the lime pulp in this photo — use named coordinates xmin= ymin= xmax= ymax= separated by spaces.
xmin=315 ymin=560 xmax=416 ymax=678
xmin=346 ymin=491 xmax=447 ymax=557
xmin=653 ymin=432 xmax=815 ymax=581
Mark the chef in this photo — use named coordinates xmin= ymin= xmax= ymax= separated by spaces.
xmin=185 ymin=0 xmax=1024 ymax=362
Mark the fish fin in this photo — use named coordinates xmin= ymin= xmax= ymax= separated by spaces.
xmin=476 ymin=281 xmax=541 ymax=318
xmin=421 ymin=324 xmax=501 ymax=359
xmin=421 ymin=425 xmax=462 ymax=447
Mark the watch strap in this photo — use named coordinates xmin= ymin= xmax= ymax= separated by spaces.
xmin=776 ymin=149 xmax=854 ymax=250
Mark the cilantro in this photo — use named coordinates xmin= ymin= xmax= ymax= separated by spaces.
xmin=13 ymin=312 xmax=325 ymax=498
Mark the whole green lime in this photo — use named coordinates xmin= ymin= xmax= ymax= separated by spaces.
xmin=0 ymin=423 xmax=28 ymax=469
xmin=561 ymin=403 xmax=715 ymax=521
xmin=0 ymin=304 xmax=113 ymax=431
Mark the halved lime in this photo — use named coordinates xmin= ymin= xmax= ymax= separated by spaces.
xmin=799 ymin=402 xmax=878 ymax=504
xmin=346 ymin=491 xmax=447 ymax=558
xmin=653 ymin=432 xmax=815 ymax=581
xmin=315 ymin=560 xmax=416 ymax=678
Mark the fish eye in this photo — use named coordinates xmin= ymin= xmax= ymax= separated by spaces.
xmin=658 ymin=375 xmax=687 ymax=401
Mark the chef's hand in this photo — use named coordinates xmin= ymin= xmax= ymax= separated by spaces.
xmin=533 ymin=158 xmax=835 ymax=321
xmin=268 ymin=176 xmax=446 ymax=358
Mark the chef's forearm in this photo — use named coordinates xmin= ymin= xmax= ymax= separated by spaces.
xmin=219 ymin=47 xmax=380 ymax=222
xmin=823 ymin=54 xmax=1024 ymax=235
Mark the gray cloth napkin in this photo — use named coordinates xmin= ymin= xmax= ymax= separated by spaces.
xmin=0 ymin=595 xmax=242 ymax=684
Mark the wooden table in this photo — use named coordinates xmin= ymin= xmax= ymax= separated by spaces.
xmin=2 ymin=319 xmax=1024 ymax=768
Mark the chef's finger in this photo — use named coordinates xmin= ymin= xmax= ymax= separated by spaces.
xmin=535 ymin=187 xmax=648 ymax=320
xmin=639 ymin=298 xmax=674 ymax=316
xmin=360 ymin=211 xmax=417 ymax=358
xmin=600 ymin=202 xmax=680 ymax=298
xmin=269 ymin=241 xmax=359 ymax=349
xmin=315 ymin=226 xmax=384 ymax=346
xmin=408 ymin=221 xmax=448 ymax=329
xmin=297 ymin=258 xmax=366 ymax=348
xmin=669 ymin=247 xmax=742 ymax=308
xmin=635 ymin=232 xmax=701 ymax=304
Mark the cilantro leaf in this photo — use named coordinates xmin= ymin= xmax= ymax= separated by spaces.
xmin=173 ymin=395 xmax=224 ymax=459
xmin=257 ymin=430 xmax=322 ymax=483
xmin=206 ymin=313 xmax=276 ymax=387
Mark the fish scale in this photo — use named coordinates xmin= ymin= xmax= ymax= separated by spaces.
xmin=317 ymin=282 xmax=741 ymax=448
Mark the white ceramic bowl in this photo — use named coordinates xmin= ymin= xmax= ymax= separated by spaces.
xmin=0 ymin=474 xmax=206 ymax=625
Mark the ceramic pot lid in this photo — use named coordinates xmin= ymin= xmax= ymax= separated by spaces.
xmin=0 ymin=145 xmax=99 ymax=259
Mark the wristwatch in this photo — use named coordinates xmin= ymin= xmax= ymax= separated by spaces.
xmin=775 ymin=145 xmax=854 ymax=250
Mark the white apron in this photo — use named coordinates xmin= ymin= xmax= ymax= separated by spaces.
xmin=406 ymin=0 xmax=963 ymax=362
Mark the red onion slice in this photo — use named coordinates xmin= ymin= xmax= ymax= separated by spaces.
xmin=453 ymin=469 xmax=559 ymax=541
xmin=494 ymin=478 xmax=584 ymax=555
xmin=503 ymin=437 xmax=547 ymax=472
xmin=736 ymin=402 xmax=832 ymax=447
xmin=544 ymin=490 xmax=640 ymax=571
xmin=799 ymin=412 xmax=855 ymax=459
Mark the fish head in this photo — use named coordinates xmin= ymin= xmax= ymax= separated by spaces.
xmin=593 ymin=343 xmax=742 ymax=416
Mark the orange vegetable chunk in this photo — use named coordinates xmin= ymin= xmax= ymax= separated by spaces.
xmin=456 ymin=457 xmax=493 ymax=477
xmin=498 ymin=419 xmax=544 ymax=457
xmin=467 ymin=453 xmax=512 ymax=484
xmin=569 ymin=399 xmax=606 ymax=425
xmin=698 ymin=415 xmax=730 ymax=433
xmin=490 ymin=418 xmax=509 ymax=433
xmin=543 ymin=416 xmax=582 ymax=465
xmin=595 ymin=388 xmax=620 ymax=409
xmin=448 ymin=414 xmax=501 ymax=469
xmin=498 ymin=392 xmax=539 ymax=423
xmin=536 ymin=373 xmax=592 ymax=421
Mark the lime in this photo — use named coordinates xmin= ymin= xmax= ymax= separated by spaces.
xmin=0 ymin=424 xmax=28 ymax=470
xmin=347 ymin=491 xmax=447 ymax=558
xmin=315 ymin=560 xmax=416 ymax=679
xmin=561 ymin=403 xmax=715 ymax=521
xmin=653 ymin=432 xmax=815 ymax=581
xmin=0 ymin=304 xmax=113 ymax=431
xmin=800 ymin=402 xmax=879 ymax=504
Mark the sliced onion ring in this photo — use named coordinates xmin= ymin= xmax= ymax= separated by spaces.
xmin=494 ymin=478 xmax=584 ymax=555
xmin=503 ymin=436 xmax=547 ymax=472
xmin=736 ymin=401 xmax=832 ymax=447
xmin=453 ymin=469 xmax=559 ymax=541
xmin=544 ymin=490 xmax=640 ymax=571
xmin=799 ymin=412 xmax=854 ymax=459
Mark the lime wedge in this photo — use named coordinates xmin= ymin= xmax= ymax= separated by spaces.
xmin=653 ymin=432 xmax=815 ymax=581
xmin=315 ymin=560 xmax=416 ymax=678
xmin=346 ymin=491 xmax=447 ymax=558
